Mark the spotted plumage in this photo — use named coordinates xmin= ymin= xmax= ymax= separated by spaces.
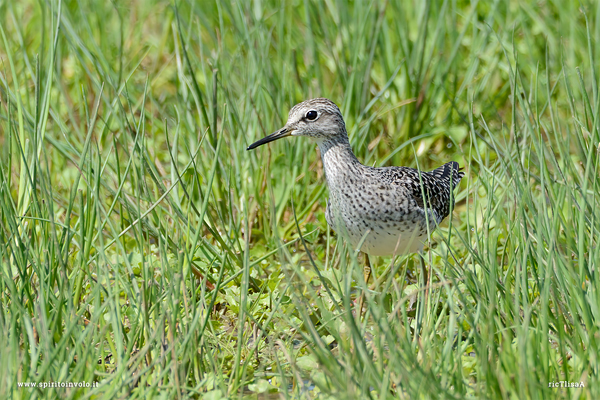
xmin=247 ymin=98 xmax=464 ymax=256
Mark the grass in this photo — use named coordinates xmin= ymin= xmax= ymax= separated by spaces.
xmin=1 ymin=0 xmax=599 ymax=398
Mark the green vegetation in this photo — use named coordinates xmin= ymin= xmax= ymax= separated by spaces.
xmin=1 ymin=0 xmax=599 ymax=398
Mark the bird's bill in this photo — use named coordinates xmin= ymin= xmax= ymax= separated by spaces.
xmin=246 ymin=128 xmax=291 ymax=150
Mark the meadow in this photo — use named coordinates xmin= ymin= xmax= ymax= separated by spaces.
xmin=1 ymin=0 xmax=599 ymax=398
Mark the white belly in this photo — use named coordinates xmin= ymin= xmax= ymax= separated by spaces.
xmin=349 ymin=228 xmax=426 ymax=256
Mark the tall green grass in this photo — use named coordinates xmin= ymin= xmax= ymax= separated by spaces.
xmin=0 ymin=0 xmax=599 ymax=398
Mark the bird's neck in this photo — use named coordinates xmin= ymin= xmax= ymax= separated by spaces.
xmin=316 ymin=135 xmax=363 ymax=184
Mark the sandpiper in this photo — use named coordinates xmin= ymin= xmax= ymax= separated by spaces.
xmin=247 ymin=98 xmax=464 ymax=264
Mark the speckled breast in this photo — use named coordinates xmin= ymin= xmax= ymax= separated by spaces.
xmin=325 ymin=196 xmax=430 ymax=256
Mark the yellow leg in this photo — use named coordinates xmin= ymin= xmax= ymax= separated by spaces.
xmin=364 ymin=253 xmax=372 ymax=285
xmin=415 ymin=253 xmax=428 ymax=334
xmin=357 ymin=253 xmax=371 ymax=318
xmin=420 ymin=254 xmax=429 ymax=301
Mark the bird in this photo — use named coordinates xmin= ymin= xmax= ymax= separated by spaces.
xmin=247 ymin=98 xmax=464 ymax=291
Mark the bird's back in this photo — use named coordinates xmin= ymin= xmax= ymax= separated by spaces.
xmin=382 ymin=161 xmax=464 ymax=223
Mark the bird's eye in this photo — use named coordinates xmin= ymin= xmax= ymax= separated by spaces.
xmin=306 ymin=110 xmax=318 ymax=120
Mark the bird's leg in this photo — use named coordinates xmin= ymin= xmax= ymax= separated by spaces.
xmin=420 ymin=253 xmax=429 ymax=301
xmin=364 ymin=253 xmax=372 ymax=286
xmin=415 ymin=252 xmax=428 ymax=334
xmin=357 ymin=253 xmax=371 ymax=319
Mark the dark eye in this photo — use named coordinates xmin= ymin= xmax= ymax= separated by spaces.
xmin=306 ymin=110 xmax=318 ymax=120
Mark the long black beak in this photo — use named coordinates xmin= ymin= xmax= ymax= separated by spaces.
xmin=246 ymin=128 xmax=291 ymax=150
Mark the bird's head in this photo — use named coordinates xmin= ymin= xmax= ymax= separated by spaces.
xmin=247 ymin=98 xmax=347 ymax=150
